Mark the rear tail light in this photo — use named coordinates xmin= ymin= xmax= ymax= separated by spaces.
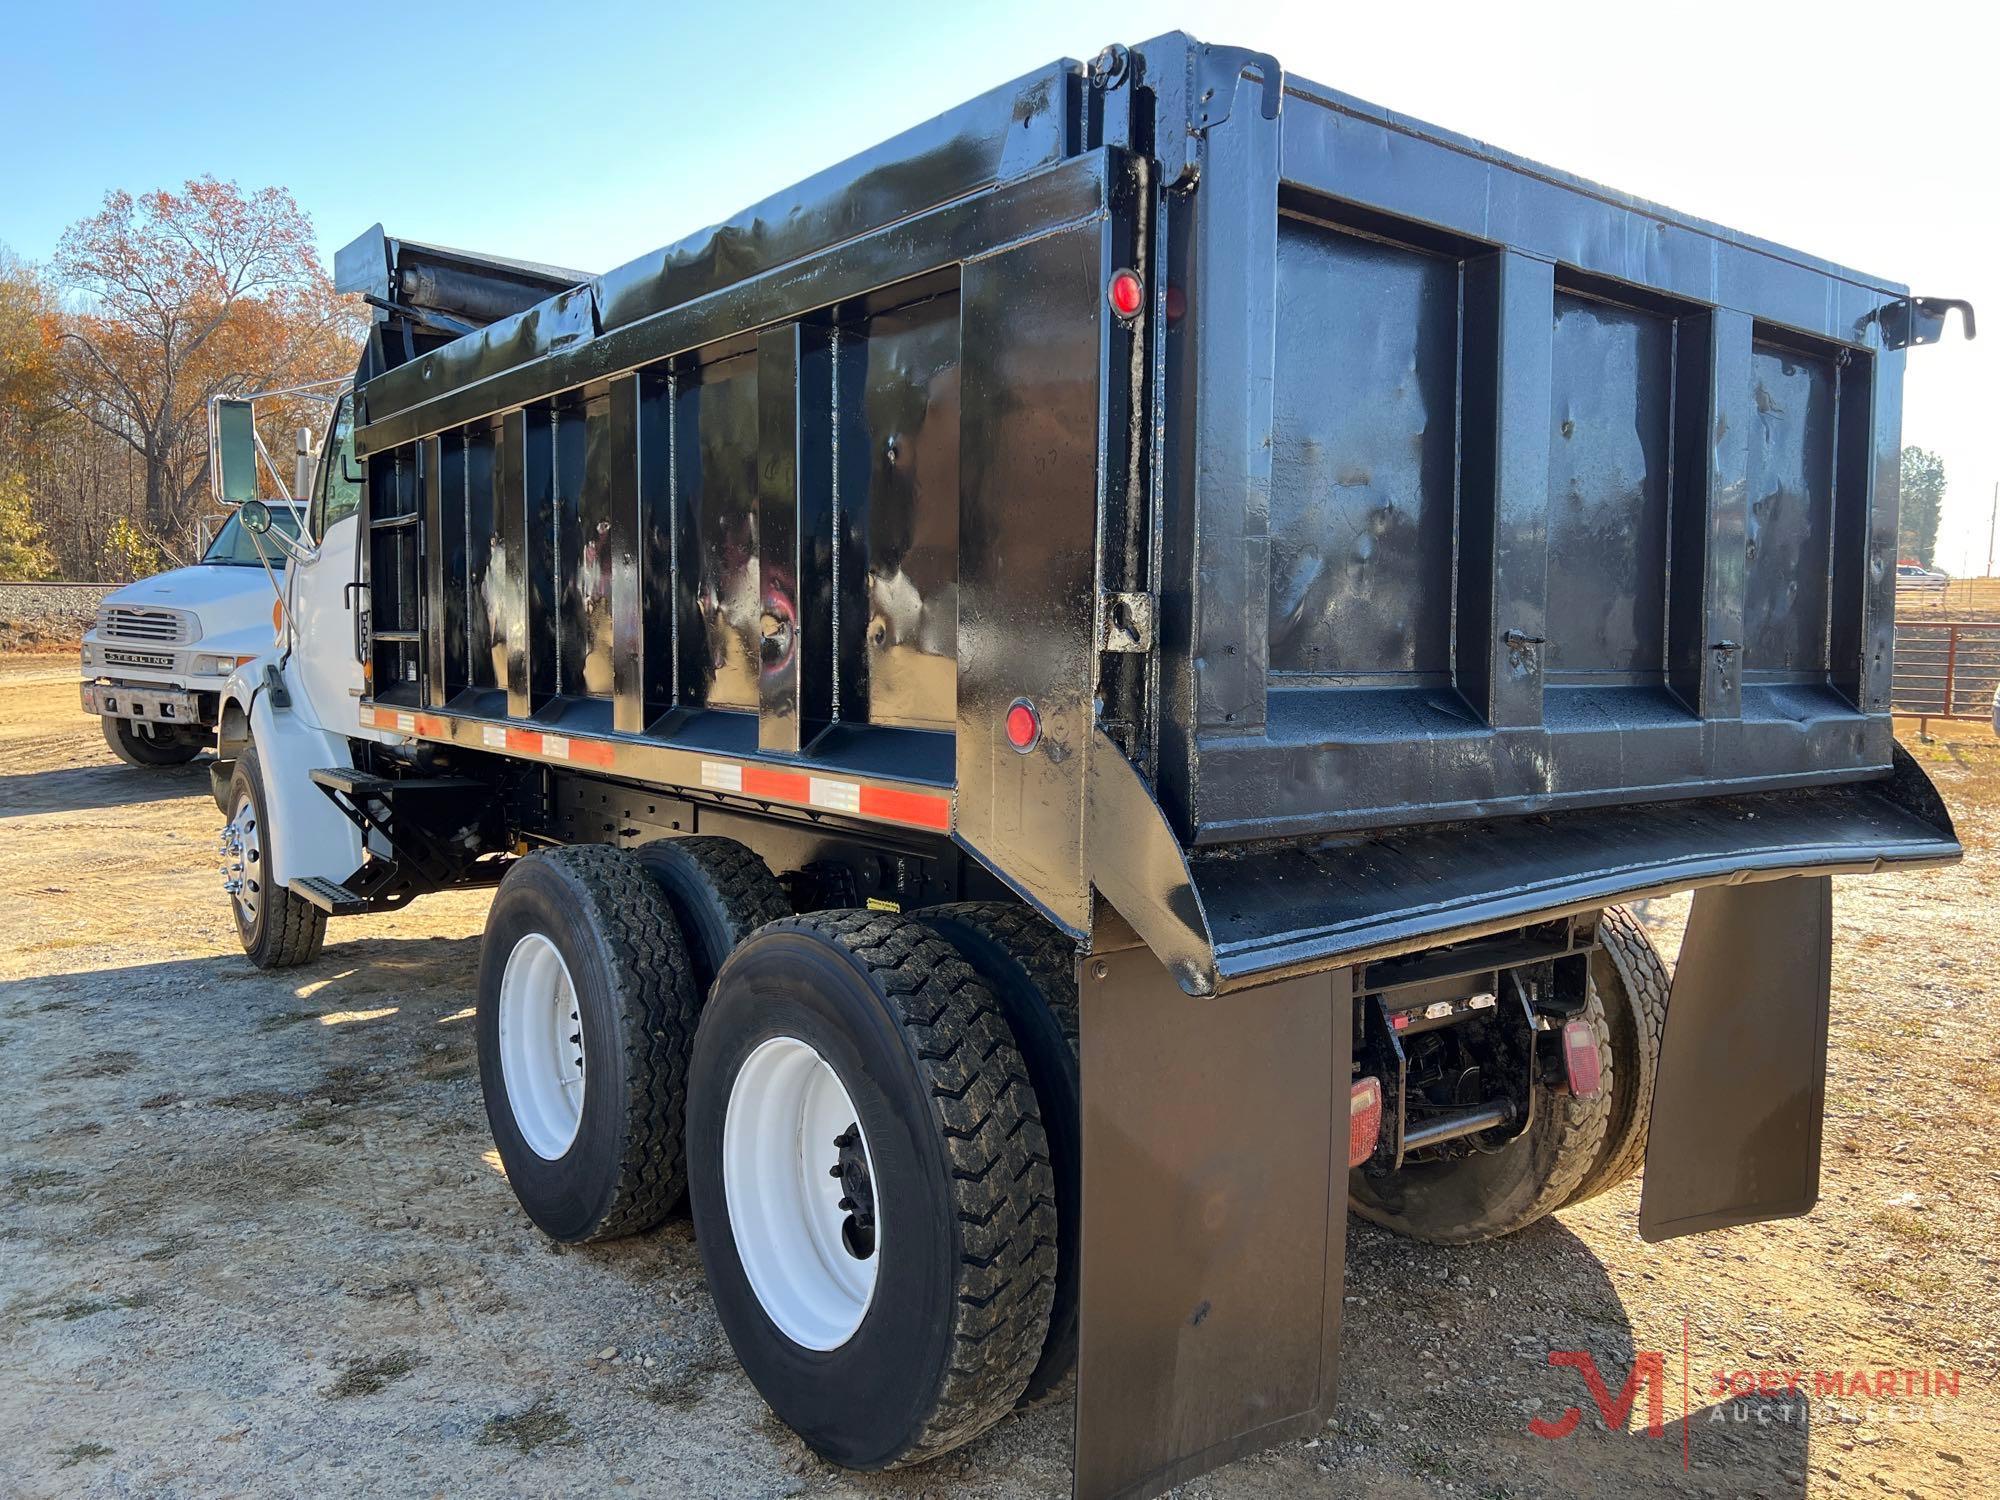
xmin=1107 ymin=268 xmax=1144 ymax=319
xmin=1561 ymin=1019 xmax=1603 ymax=1098
xmin=1349 ymin=1076 xmax=1383 ymax=1168
xmin=1004 ymin=698 xmax=1041 ymax=752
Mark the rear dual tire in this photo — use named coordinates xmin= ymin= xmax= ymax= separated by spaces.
xmin=633 ymin=836 xmax=792 ymax=998
xmin=1566 ymin=905 xmax=1670 ymax=1206
xmin=688 ymin=913 xmax=1058 ymax=1468
xmin=476 ymin=846 xmax=702 ymax=1242
xmin=475 ymin=860 xmax=1066 ymax=1467
xmin=915 ymin=902 xmax=1080 ymax=1404
xmin=1348 ymin=981 xmax=1614 ymax=1244
xmin=1349 ymin=905 xmax=1670 ymax=1243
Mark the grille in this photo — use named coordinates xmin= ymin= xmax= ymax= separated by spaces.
xmin=98 ymin=606 xmax=195 ymax=645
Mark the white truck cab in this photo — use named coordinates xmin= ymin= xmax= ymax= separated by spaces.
xmin=208 ymin=384 xmax=405 ymax=958
xmin=80 ymin=504 xmax=306 ymax=766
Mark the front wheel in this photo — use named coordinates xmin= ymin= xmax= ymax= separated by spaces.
xmin=103 ymin=715 xmax=205 ymax=767
xmin=687 ymin=912 xmax=1057 ymax=1470
xmin=223 ymin=746 xmax=325 ymax=969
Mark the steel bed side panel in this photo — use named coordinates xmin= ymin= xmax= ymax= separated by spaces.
xmin=350 ymin=155 xmax=1122 ymax=865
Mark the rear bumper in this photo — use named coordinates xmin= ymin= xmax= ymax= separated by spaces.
xmin=81 ymin=681 xmax=211 ymax=728
xmin=1183 ymin=747 xmax=1959 ymax=993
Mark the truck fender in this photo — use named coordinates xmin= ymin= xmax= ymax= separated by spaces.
xmin=216 ymin=693 xmax=253 ymax=764
xmin=208 ymin=661 xmax=265 ymax=812
xmin=237 ymin=671 xmax=363 ymax=889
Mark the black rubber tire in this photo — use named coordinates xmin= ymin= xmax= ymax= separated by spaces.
xmin=1349 ymin=985 xmax=1614 ymax=1244
xmin=1565 ymin=906 xmax=1670 ymax=1206
xmin=103 ymin=715 xmax=205 ymax=767
xmin=687 ymin=911 xmax=1058 ymax=1470
xmin=476 ymin=846 xmax=702 ymax=1243
xmin=915 ymin=902 xmax=1079 ymax=1404
xmin=225 ymin=746 xmax=326 ymax=969
xmin=633 ymin=836 xmax=791 ymax=999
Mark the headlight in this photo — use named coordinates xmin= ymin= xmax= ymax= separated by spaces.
xmin=194 ymin=653 xmax=255 ymax=676
xmin=81 ymin=644 xmax=95 ymax=666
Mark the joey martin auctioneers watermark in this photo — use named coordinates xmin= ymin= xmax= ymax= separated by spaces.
xmin=1528 ymin=1321 xmax=1967 ymax=1468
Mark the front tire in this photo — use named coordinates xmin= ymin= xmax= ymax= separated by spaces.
xmin=476 ymin=846 xmax=702 ymax=1242
xmin=103 ymin=715 xmax=205 ymax=767
xmin=688 ymin=912 xmax=1057 ymax=1469
xmin=224 ymin=746 xmax=325 ymax=969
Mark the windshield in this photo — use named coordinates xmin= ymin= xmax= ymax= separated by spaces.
xmin=202 ymin=507 xmax=302 ymax=566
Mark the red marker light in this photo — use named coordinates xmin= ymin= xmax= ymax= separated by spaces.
xmin=1005 ymin=699 xmax=1040 ymax=752
xmin=1561 ymin=1018 xmax=1603 ymax=1099
xmin=1107 ymin=268 xmax=1144 ymax=318
xmin=1349 ymin=1077 xmax=1383 ymax=1168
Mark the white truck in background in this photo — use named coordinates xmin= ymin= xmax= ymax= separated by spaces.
xmin=81 ymin=501 xmax=306 ymax=767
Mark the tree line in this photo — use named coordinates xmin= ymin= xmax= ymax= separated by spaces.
xmin=0 ymin=177 xmax=362 ymax=581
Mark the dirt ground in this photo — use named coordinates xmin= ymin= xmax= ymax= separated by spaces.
xmin=2 ymin=650 xmax=1996 ymax=1499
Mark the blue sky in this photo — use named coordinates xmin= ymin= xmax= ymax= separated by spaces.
xmin=6 ymin=0 xmax=1993 ymax=566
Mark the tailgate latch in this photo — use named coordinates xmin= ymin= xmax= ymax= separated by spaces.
xmin=1871 ymin=296 xmax=1976 ymax=349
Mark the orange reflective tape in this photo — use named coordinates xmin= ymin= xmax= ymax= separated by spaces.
xmin=859 ymin=785 xmax=952 ymax=831
xmin=741 ymin=766 xmax=811 ymax=803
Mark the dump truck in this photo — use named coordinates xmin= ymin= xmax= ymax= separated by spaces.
xmin=205 ymin=33 xmax=1970 ymax=1499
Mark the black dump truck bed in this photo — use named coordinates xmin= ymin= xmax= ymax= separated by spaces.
xmin=345 ymin=33 xmax=1958 ymax=997
xmin=277 ymin=34 xmax=1974 ymax=1500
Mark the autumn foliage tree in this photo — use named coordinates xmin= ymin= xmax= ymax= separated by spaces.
xmin=0 ymin=252 xmax=63 ymax=578
xmin=52 ymin=177 xmax=360 ymax=562
xmin=1898 ymin=446 xmax=1947 ymax=570
xmin=0 ymin=250 xmax=61 ymax=458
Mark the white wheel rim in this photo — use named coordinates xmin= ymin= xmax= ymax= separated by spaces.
xmin=225 ymin=792 xmax=262 ymax=928
xmin=723 ymin=1036 xmax=879 ymax=1350
xmin=497 ymin=933 xmax=587 ymax=1160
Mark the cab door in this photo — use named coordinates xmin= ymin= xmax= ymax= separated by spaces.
xmin=287 ymin=391 xmax=368 ymax=730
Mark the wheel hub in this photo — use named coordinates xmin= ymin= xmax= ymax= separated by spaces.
xmin=496 ymin=932 xmax=587 ymax=1160
xmin=220 ymin=794 xmax=262 ymax=925
xmin=722 ymin=1036 xmax=880 ymax=1350
xmin=831 ymin=1124 xmax=876 ymax=1259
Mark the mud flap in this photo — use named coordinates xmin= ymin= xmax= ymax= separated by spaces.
xmin=1072 ymin=932 xmax=1351 ymax=1500
xmin=1638 ymin=875 xmax=1832 ymax=1242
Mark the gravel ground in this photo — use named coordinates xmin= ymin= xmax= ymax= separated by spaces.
xmin=1 ymin=651 xmax=1995 ymax=1499
xmin=0 ymin=584 xmax=115 ymax=651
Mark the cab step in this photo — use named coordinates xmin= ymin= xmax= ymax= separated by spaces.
xmin=288 ymin=875 xmax=372 ymax=917
xmin=308 ymin=767 xmax=483 ymax=797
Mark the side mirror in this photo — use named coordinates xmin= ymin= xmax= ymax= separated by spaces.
xmin=211 ymin=397 xmax=260 ymax=504
xmin=239 ymin=495 xmax=315 ymax=567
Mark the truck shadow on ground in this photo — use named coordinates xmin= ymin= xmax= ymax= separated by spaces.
xmin=0 ymin=758 xmax=213 ymax=819
xmin=1334 ymin=1215 xmax=1812 ymax=1498
xmin=0 ymin=938 xmax=1811 ymax=1500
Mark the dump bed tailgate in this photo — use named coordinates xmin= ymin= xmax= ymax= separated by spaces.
xmin=1159 ymin=66 xmax=1915 ymax=848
